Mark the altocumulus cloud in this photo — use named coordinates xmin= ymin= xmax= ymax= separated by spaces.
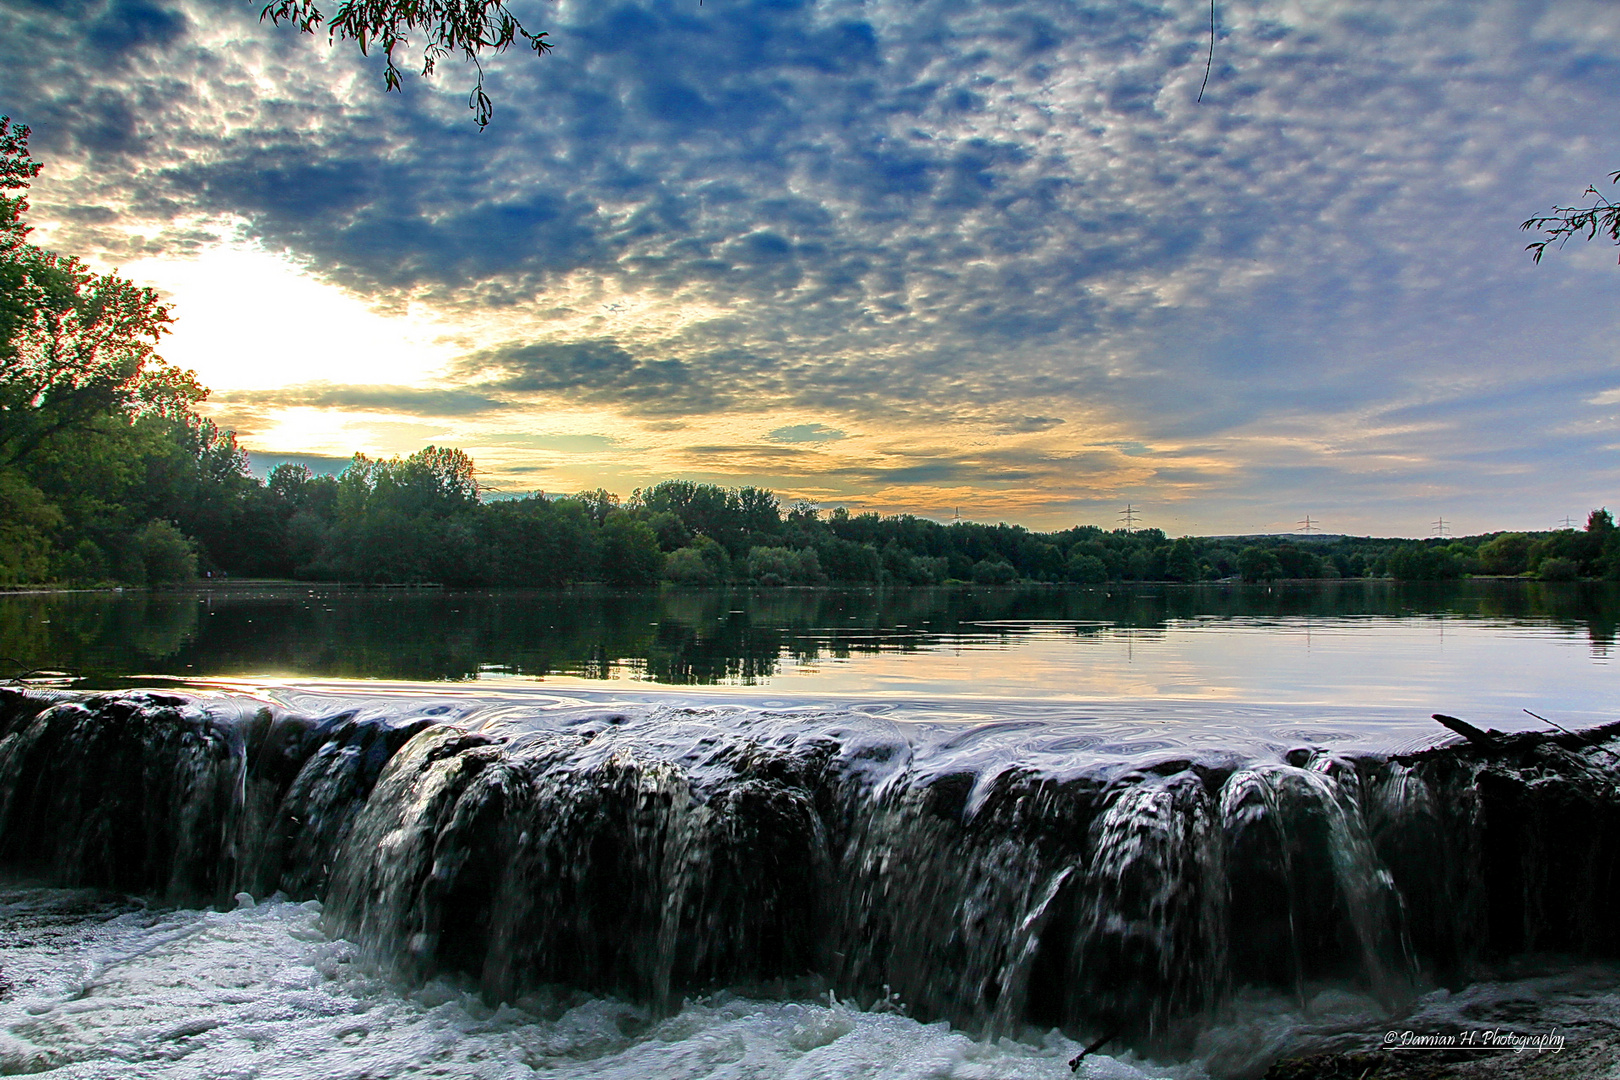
xmin=5 ymin=0 xmax=1620 ymax=529
xmin=767 ymin=424 xmax=847 ymax=444
xmin=221 ymin=383 xmax=511 ymax=417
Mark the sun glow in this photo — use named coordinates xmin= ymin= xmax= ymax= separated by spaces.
xmin=122 ymin=246 xmax=456 ymax=392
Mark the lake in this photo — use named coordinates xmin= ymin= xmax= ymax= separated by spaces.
xmin=2 ymin=578 xmax=1615 ymax=759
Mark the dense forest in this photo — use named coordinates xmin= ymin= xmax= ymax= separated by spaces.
xmin=4 ymin=116 xmax=1619 ymax=590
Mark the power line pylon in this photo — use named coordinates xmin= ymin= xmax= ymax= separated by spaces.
xmin=1432 ymin=516 xmax=1450 ymax=537
xmin=1559 ymin=515 xmax=1577 ymax=530
xmin=1298 ymin=514 xmax=1318 ymax=533
xmin=1119 ymin=504 xmax=1139 ymax=533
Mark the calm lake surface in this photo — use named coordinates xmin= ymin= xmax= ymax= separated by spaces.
xmin=2 ymin=579 xmax=1615 ymax=756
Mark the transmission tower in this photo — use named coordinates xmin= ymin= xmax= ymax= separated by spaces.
xmin=1119 ymin=503 xmax=1140 ymax=532
xmin=1559 ymin=515 xmax=1577 ymax=530
xmin=1431 ymin=516 xmax=1451 ymax=537
xmin=1297 ymin=514 xmax=1319 ymax=533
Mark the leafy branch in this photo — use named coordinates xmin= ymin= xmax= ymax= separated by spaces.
xmin=260 ymin=0 xmax=554 ymax=127
xmin=1522 ymin=172 xmax=1620 ymax=264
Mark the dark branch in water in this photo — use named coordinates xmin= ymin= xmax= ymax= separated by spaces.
xmin=1431 ymin=713 xmax=1498 ymax=748
xmin=1069 ymin=1024 xmax=1123 ymax=1070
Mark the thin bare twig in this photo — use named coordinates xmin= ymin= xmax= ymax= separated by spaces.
xmin=1524 ymin=708 xmax=1620 ymax=766
xmin=1197 ymin=0 xmax=1215 ymax=103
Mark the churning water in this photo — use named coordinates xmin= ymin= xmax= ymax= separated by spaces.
xmin=2 ymin=883 xmax=1615 ymax=1080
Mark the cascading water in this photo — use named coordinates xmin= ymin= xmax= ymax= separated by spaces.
xmin=0 ymin=685 xmax=1617 ymax=1076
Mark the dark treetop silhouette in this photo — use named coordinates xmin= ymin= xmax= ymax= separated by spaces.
xmin=259 ymin=0 xmax=553 ymax=126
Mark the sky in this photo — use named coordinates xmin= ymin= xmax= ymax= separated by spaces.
xmin=4 ymin=0 xmax=1620 ymax=535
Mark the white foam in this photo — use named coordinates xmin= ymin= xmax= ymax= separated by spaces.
xmin=5 ymin=885 xmax=1618 ymax=1079
xmin=0 ymin=887 xmax=1199 ymax=1080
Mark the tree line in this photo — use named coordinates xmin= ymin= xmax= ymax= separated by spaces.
xmin=9 ymin=428 xmax=1620 ymax=587
xmin=4 ymin=116 xmax=1618 ymax=589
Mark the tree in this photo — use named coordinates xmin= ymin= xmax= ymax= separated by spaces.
xmin=129 ymin=520 xmax=199 ymax=585
xmin=1165 ymin=537 xmax=1199 ymax=582
xmin=971 ymin=557 xmax=1017 ymax=584
xmin=260 ymin=0 xmax=553 ymax=126
xmin=1064 ymin=551 xmax=1108 ymax=584
xmin=1477 ymin=533 xmax=1532 ymax=576
xmin=1537 ymin=556 xmax=1579 ymax=582
xmin=1 ymin=116 xmax=41 ymax=259
xmin=0 ymin=117 xmax=236 ymax=586
xmin=1523 ymin=172 xmax=1620 ymax=263
xmin=572 ymin=488 xmax=620 ymax=526
xmin=746 ymin=545 xmax=823 ymax=586
xmin=1236 ymin=545 xmax=1282 ymax=582
xmin=1386 ymin=545 xmax=1461 ymax=581
xmin=1 ymin=119 xmax=185 ymax=471
xmin=599 ymin=512 xmax=663 ymax=586
xmin=663 ymin=536 xmax=729 ymax=585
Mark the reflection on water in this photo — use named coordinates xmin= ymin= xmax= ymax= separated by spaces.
xmin=0 ymin=580 xmax=1615 ymax=720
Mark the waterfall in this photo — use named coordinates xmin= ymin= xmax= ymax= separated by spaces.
xmin=2 ymin=685 xmax=1617 ymax=1056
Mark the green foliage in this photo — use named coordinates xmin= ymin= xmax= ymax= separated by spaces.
xmin=0 ymin=238 xmax=184 ymax=473
xmin=971 ymin=557 xmax=1017 ymax=584
xmin=1237 ymin=546 xmax=1283 ymax=582
xmin=571 ymin=488 xmax=619 ymax=526
xmin=2 ymin=123 xmax=188 ymax=477
xmin=0 ymin=122 xmax=232 ymax=587
xmin=1386 ymin=545 xmax=1462 ymax=581
xmin=1064 ymin=552 xmax=1108 ymax=584
xmin=635 ymin=480 xmax=779 ymax=558
xmin=599 ymin=513 xmax=664 ymax=586
xmin=664 ymin=536 xmax=730 ymax=585
xmin=479 ymin=496 xmax=597 ymax=586
xmin=746 ymin=546 xmax=824 ymax=586
xmin=54 ymin=540 xmax=109 ymax=586
xmin=815 ymin=538 xmax=882 ymax=583
xmin=1477 ymin=533 xmax=1532 ymax=576
xmin=1538 ymin=557 xmax=1580 ymax=582
xmin=1 ymin=116 xmax=44 ymax=350
xmin=0 ymin=117 xmax=41 ymax=250
xmin=259 ymin=0 xmax=553 ymax=127
xmin=882 ymin=542 xmax=947 ymax=585
xmin=1165 ymin=537 xmax=1199 ymax=582
xmin=0 ymin=467 xmax=59 ymax=585
xmin=1523 ymin=172 xmax=1620 ymax=264
xmin=647 ymin=510 xmax=691 ymax=552
xmin=131 ymin=520 xmax=199 ymax=585
xmin=1270 ymin=545 xmax=1324 ymax=580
